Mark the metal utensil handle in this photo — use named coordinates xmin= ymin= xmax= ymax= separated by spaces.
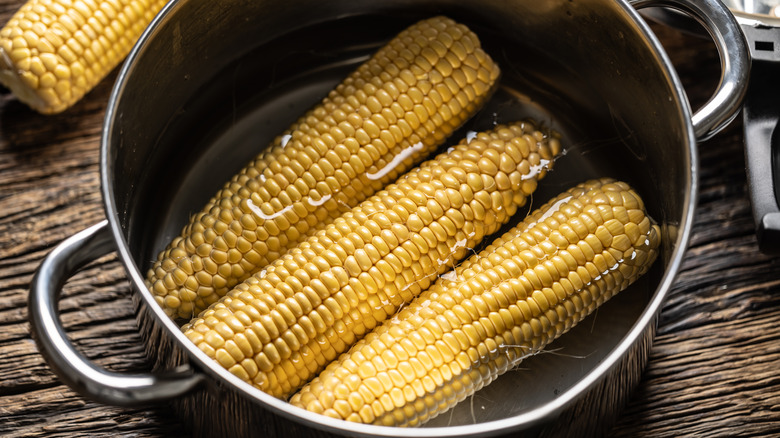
xmin=631 ymin=0 xmax=751 ymax=141
xmin=28 ymin=220 xmax=204 ymax=406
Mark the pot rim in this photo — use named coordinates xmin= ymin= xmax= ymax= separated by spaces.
xmin=99 ymin=1 xmax=697 ymax=435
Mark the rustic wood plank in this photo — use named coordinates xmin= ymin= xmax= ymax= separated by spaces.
xmin=0 ymin=386 xmax=183 ymax=437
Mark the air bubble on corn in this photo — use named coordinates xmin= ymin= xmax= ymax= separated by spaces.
xmin=0 ymin=0 xmax=169 ymax=114
xmin=290 ymin=178 xmax=661 ymax=426
xmin=182 ymin=121 xmax=562 ymax=399
xmin=145 ymin=16 xmax=502 ymax=320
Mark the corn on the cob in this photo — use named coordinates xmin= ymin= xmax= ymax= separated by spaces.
xmin=183 ymin=121 xmax=562 ymax=399
xmin=0 ymin=0 xmax=168 ymax=114
xmin=290 ymin=178 xmax=661 ymax=426
xmin=145 ymin=16 xmax=501 ymax=320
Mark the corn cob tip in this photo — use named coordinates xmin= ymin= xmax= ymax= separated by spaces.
xmin=0 ymin=47 xmax=48 ymax=112
xmin=289 ymin=177 xmax=660 ymax=426
xmin=0 ymin=0 xmax=169 ymax=114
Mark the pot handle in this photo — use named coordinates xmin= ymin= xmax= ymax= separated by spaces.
xmin=29 ymin=220 xmax=205 ymax=406
xmin=630 ymin=0 xmax=750 ymax=141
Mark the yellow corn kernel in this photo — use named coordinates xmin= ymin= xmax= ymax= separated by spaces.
xmin=290 ymin=178 xmax=661 ymax=426
xmin=183 ymin=121 xmax=562 ymax=399
xmin=147 ymin=16 xmax=502 ymax=320
xmin=0 ymin=0 xmax=168 ymax=113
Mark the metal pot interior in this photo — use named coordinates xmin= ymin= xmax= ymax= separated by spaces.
xmin=102 ymin=0 xmax=693 ymax=435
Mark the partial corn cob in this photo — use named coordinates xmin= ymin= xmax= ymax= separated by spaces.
xmin=0 ymin=0 xmax=168 ymax=114
xmin=290 ymin=178 xmax=661 ymax=426
xmin=183 ymin=121 xmax=562 ymax=399
xmin=145 ymin=16 xmax=502 ymax=320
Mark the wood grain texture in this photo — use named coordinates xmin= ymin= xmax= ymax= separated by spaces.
xmin=0 ymin=2 xmax=777 ymax=436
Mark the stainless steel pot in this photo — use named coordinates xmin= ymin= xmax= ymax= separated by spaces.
xmin=29 ymin=0 xmax=750 ymax=436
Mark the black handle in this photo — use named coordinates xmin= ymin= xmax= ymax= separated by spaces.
xmin=743 ymin=24 xmax=780 ymax=254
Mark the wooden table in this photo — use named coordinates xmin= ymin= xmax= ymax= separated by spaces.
xmin=1 ymin=3 xmax=778 ymax=436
